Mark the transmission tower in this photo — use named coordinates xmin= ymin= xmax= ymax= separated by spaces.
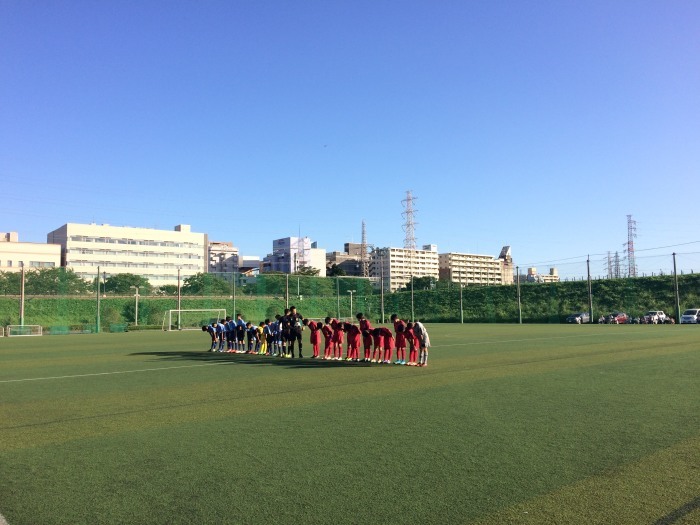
xmin=624 ymin=214 xmax=638 ymax=277
xmin=605 ymin=251 xmax=613 ymax=278
xmin=360 ymin=220 xmax=370 ymax=277
xmin=402 ymin=190 xmax=418 ymax=250
xmin=613 ymin=251 xmax=621 ymax=279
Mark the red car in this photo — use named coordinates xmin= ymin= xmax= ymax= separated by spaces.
xmin=606 ymin=312 xmax=629 ymax=324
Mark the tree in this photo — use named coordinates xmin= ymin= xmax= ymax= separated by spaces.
xmin=327 ymin=264 xmax=346 ymax=276
xmin=295 ymin=265 xmax=320 ymax=276
xmin=104 ymin=273 xmax=152 ymax=295
xmin=24 ymin=268 xmax=91 ymax=295
xmin=156 ymin=284 xmax=179 ymax=296
xmin=0 ymin=271 xmax=21 ymax=295
xmin=181 ymin=273 xmax=231 ymax=295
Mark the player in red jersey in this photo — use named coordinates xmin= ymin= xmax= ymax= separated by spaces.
xmin=331 ymin=318 xmax=344 ymax=360
xmin=371 ymin=327 xmax=384 ymax=363
xmin=303 ymin=318 xmax=321 ymax=358
xmin=356 ymin=312 xmax=374 ymax=362
xmin=390 ymin=314 xmax=408 ymax=365
xmin=322 ymin=318 xmax=334 ymax=360
xmin=405 ymin=321 xmax=420 ymax=366
xmin=344 ymin=323 xmax=361 ymax=362
xmin=372 ymin=327 xmax=394 ymax=363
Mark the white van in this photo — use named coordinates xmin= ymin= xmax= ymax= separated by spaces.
xmin=680 ymin=309 xmax=700 ymax=324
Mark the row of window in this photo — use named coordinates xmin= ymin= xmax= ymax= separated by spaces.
xmin=67 ymin=261 xmax=202 ymax=271
xmin=2 ymin=261 xmax=57 ymax=268
xmin=69 ymin=236 xmax=204 ymax=249
xmin=66 ymin=249 xmax=203 ymax=259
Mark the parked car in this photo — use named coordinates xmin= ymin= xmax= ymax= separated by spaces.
xmin=566 ymin=312 xmax=590 ymax=324
xmin=606 ymin=312 xmax=629 ymax=324
xmin=644 ymin=311 xmax=667 ymax=324
xmin=680 ymin=308 xmax=700 ymax=324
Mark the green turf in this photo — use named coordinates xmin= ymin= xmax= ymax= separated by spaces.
xmin=1 ymin=325 xmax=699 ymax=524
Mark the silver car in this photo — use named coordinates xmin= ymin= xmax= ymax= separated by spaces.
xmin=680 ymin=308 xmax=700 ymax=324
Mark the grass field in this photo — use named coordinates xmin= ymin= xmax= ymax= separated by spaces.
xmin=1 ymin=324 xmax=699 ymax=525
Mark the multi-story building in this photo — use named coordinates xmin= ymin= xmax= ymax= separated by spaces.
xmin=46 ymin=223 xmax=207 ymax=285
xmin=527 ymin=267 xmax=559 ymax=283
xmin=370 ymin=245 xmax=439 ymax=292
xmin=326 ymin=243 xmax=365 ymax=276
xmin=262 ymin=237 xmax=326 ymax=276
xmin=208 ymin=241 xmax=239 ymax=275
xmin=0 ymin=232 xmax=61 ymax=272
xmin=438 ymin=246 xmax=514 ymax=286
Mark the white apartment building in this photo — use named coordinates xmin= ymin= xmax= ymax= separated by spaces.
xmin=262 ymin=237 xmax=327 ymax=277
xmin=370 ymin=245 xmax=439 ymax=292
xmin=438 ymin=246 xmax=514 ymax=286
xmin=0 ymin=232 xmax=61 ymax=272
xmin=47 ymin=223 xmax=207 ymax=285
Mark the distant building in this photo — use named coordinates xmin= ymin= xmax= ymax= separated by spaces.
xmin=438 ymin=246 xmax=514 ymax=286
xmin=0 ymin=231 xmax=61 ymax=272
xmin=46 ymin=223 xmax=207 ymax=285
xmin=326 ymin=242 xmax=364 ymax=276
xmin=370 ymin=245 xmax=439 ymax=292
xmin=527 ymin=267 xmax=559 ymax=283
xmin=208 ymin=241 xmax=239 ymax=274
xmin=262 ymin=237 xmax=326 ymax=276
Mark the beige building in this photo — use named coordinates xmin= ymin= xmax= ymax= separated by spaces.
xmin=439 ymin=246 xmax=514 ymax=286
xmin=0 ymin=232 xmax=61 ymax=272
xmin=370 ymin=245 xmax=439 ymax=292
xmin=47 ymin=223 xmax=207 ymax=285
xmin=527 ymin=267 xmax=559 ymax=283
xmin=208 ymin=241 xmax=239 ymax=274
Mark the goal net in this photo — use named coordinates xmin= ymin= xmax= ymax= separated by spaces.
xmin=6 ymin=325 xmax=43 ymax=337
xmin=162 ymin=309 xmax=227 ymax=331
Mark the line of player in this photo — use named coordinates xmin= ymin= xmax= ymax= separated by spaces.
xmin=202 ymin=309 xmax=431 ymax=367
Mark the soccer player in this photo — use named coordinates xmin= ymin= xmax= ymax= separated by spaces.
xmin=344 ymin=323 xmax=361 ymax=362
xmin=303 ymin=318 xmax=320 ymax=358
xmin=406 ymin=321 xmax=420 ymax=366
xmin=257 ymin=322 xmax=266 ymax=354
xmin=321 ymin=319 xmax=334 ymax=360
xmin=380 ymin=326 xmax=395 ymax=363
xmin=413 ymin=320 xmax=431 ymax=367
xmin=287 ymin=306 xmax=304 ymax=358
xmin=331 ymin=318 xmax=344 ymax=360
xmin=235 ymin=313 xmax=246 ymax=352
xmin=263 ymin=319 xmax=275 ymax=356
xmin=202 ymin=324 xmax=217 ymax=351
xmin=371 ymin=327 xmax=384 ymax=363
xmin=356 ymin=313 xmax=373 ymax=362
xmin=246 ymin=322 xmax=257 ymax=353
xmin=216 ymin=319 xmax=226 ymax=351
xmin=280 ymin=308 xmax=292 ymax=357
xmin=390 ymin=314 xmax=407 ymax=364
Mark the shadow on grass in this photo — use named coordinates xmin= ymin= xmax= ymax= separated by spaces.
xmin=128 ymin=350 xmax=376 ymax=369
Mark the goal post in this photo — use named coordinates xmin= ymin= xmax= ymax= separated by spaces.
xmin=162 ymin=309 xmax=227 ymax=331
xmin=6 ymin=325 xmax=43 ymax=337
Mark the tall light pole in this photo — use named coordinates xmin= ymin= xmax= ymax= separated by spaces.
xmin=131 ymin=286 xmax=139 ymax=326
xmin=516 ymin=265 xmax=522 ymax=324
xmin=177 ymin=268 xmax=181 ymax=330
xmin=348 ymin=289 xmax=356 ymax=318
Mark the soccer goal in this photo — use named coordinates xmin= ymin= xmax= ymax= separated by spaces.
xmin=6 ymin=325 xmax=43 ymax=337
xmin=162 ymin=309 xmax=227 ymax=331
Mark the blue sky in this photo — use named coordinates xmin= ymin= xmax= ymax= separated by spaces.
xmin=2 ymin=1 xmax=699 ymax=278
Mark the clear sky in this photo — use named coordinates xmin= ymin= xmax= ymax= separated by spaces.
xmin=2 ymin=0 xmax=699 ymax=279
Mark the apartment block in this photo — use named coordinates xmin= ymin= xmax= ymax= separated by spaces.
xmin=370 ymin=245 xmax=439 ymax=292
xmin=262 ymin=237 xmax=327 ymax=277
xmin=0 ymin=232 xmax=61 ymax=272
xmin=438 ymin=246 xmax=514 ymax=286
xmin=208 ymin=241 xmax=239 ymax=274
xmin=46 ymin=223 xmax=207 ymax=285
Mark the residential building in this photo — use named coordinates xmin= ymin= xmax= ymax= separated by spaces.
xmin=262 ymin=237 xmax=327 ymax=276
xmin=370 ymin=245 xmax=439 ymax=292
xmin=438 ymin=245 xmax=514 ymax=286
xmin=527 ymin=267 xmax=560 ymax=283
xmin=46 ymin=223 xmax=207 ymax=285
xmin=326 ymin=243 xmax=364 ymax=276
xmin=0 ymin=232 xmax=61 ymax=272
xmin=208 ymin=241 xmax=239 ymax=274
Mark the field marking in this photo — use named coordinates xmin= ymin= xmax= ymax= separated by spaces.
xmin=0 ymin=362 xmax=233 ymax=384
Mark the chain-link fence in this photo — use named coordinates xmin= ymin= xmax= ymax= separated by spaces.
xmin=0 ymin=256 xmax=698 ymax=333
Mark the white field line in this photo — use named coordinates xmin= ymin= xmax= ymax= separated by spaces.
xmin=0 ymin=331 xmax=655 ymax=385
xmin=0 ymin=362 xmax=233 ymax=384
xmin=0 ymin=513 xmax=8 ymax=525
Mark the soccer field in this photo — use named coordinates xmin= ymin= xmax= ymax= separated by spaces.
xmin=1 ymin=325 xmax=698 ymax=525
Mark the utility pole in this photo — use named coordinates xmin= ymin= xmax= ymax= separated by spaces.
xmin=96 ymin=266 xmax=101 ymax=333
xmin=587 ymin=256 xmax=593 ymax=322
xmin=673 ymin=253 xmax=681 ymax=323
xmin=516 ymin=265 xmax=522 ymax=324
